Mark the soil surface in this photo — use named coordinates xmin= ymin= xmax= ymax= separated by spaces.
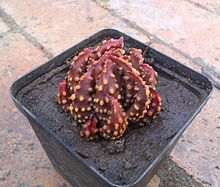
xmin=17 ymin=62 xmax=201 ymax=185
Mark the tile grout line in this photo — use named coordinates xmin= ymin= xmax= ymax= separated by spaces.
xmin=158 ymin=157 xmax=204 ymax=186
xmin=0 ymin=3 xmax=219 ymax=88
xmin=183 ymin=0 xmax=220 ymax=16
xmin=93 ymin=1 xmax=220 ymax=87
xmin=0 ymin=7 xmax=54 ymax=60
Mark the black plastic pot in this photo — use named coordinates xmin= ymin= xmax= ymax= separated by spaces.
xmin=10 ymin=29 xmax=213 ymax=187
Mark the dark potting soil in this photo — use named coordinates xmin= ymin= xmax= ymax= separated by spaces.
xmin=17 ymin=62 xmax=201 ymax=185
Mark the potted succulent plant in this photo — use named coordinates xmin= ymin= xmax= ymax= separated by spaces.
xmin=10 ymin=29 xmax=212 ymax=187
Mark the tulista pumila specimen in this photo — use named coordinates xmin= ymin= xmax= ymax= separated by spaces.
xmin=58 ymin=37 xmax=161 ymax=140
